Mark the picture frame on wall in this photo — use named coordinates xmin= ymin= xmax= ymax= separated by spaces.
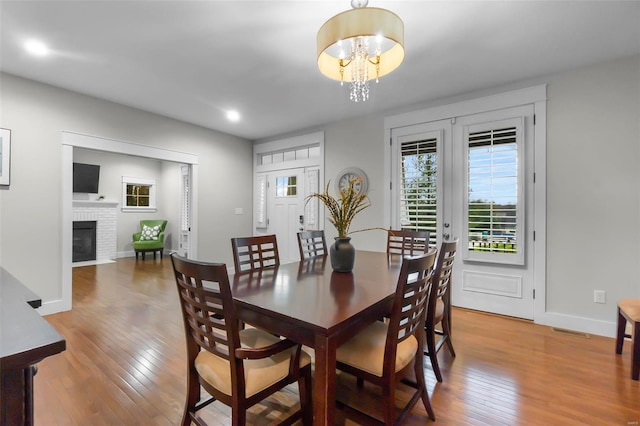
xmin=0 ymin=128 xmax=10 ymax=186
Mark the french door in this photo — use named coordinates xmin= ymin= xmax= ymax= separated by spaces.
xmin=391 ymin=105 xmax=536 ymax=319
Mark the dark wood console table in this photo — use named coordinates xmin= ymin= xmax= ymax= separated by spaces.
xmin=1 ymin=267 xmax=66 ymax=425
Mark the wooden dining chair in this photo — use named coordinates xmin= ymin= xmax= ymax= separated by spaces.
xmin=231 ymin=234 xmax=280 ymax=273
xmin=335 ymin=251 xmax=437 ymax=424
xmin=297 ymin=230 xmax=328 ymax=259
xmin=386 ymin=229 xmax=430 ymax=257
xmin=424 ymin=239 xmax=458 ymax=382
xmin=616 ymin=299 xmax=640 ymax=380
xmin=170 ymin=254 xmax=313 ymax=426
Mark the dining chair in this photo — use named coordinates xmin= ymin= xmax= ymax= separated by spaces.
xmin=386 ymin=229 xmax=430 ymax=257
xmin=424 ymin=239 xmax=458 ymax=382
xmin=335 ymin=251 xmax=437 ymax=424
xmin=231 ymin=234 xmax=280 ymax=273
xmin=170 ymin=254 xmax=313 ymax=426
xmin=297 ymin=230 xmax=328 ymax=259
xmin=616 ymin=299 xmax=640 ymax=380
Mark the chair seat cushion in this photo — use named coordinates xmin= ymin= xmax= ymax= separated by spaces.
xmin=194 ymin=328 xmax=311 ymax=398
xmin=336 ymin=320 xmax=418 ymax=377
xmin=133 ymin=240 xmax=164 ymax=250
xmin=619 ymin=299 xmax=640 ymax=322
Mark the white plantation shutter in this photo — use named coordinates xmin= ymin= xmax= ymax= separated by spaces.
xmin=399 ymin=137 xmax=438 ymax=245
xmin=465 ymin=118 xmax=524 ymax=264
xmin=180 ymin=166 xmax=190 ymax=232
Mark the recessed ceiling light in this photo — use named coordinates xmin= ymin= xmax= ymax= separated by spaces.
xmin=226 ymin=110 xmax=240 ymax=122
xmin=24 ymin=39 xmax=50 ymax=56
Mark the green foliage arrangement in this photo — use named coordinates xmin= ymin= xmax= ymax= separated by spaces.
xmin=306 ymin=178 xmax=371 ymax=238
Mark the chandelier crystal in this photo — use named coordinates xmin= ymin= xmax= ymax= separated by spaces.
xmin=317 ymin=0 xmax=404 ymax=102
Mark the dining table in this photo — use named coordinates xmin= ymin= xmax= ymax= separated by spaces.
xmin=231 ymin=250 xmax=404 ymax=426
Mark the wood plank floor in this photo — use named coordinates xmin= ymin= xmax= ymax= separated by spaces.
xmin=34 ymin=257 xmax=639 ymax=425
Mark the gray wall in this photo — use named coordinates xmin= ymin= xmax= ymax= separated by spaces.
xmin=0 ymin=73 xmax=253 ymax=303
xmin=259 ymin=54 xmax=640 ymax=332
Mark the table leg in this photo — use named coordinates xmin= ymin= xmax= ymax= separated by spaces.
xmin=313 ymin=334 xmax=336 ymax=426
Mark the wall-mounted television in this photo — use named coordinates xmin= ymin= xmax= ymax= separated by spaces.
xmin=73 ymin=163 xmax=100 ymax=193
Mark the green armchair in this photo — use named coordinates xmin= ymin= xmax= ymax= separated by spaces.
xmin=132 ymin=220 xmax=168 ymax=260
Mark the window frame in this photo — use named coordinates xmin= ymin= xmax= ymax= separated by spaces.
xmin=122 ymin=176 xmax=157 ymax=213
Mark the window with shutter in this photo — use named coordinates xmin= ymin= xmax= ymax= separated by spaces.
xmin=464 ymin=118 xmax=524 ymax=264
xmin=399 ymin=137 xmax=438 ymax=246
xmin=180 ymin=165 xmax=190 ymax=232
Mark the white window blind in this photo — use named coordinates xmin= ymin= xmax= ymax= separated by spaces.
xmin=466 ymin=121 xmax=522 ymax=263
xmin=400 ymin=138 xmax=438 ymax=245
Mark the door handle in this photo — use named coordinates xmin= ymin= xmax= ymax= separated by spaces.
xmin=443 ymin=233 xmax=450 ymax=241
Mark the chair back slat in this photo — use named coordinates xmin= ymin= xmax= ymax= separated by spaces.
xmin=297 ymin=230 xmax=328 ymax=259
xmin=430 ymin=240 xmax=457 ymax=312
xmin=231 ymin=235 xmax=280 ymax=272
xmin=171 ymin=255 xmax=241 ymax=362
xmin=387 ymin=229 xmax=430 ymax=257
xmin=385 ymin=250 xmax=436 ymax=373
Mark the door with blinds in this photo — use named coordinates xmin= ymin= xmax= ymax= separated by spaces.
xmin=391 ymin=105 xmax=535 ymax=320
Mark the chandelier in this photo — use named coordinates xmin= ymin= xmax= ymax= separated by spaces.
xmin=317 ymin=0 xmax=404 ymax=102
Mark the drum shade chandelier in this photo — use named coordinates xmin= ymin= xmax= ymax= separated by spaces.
xmin=317 ymin=0 xmax=404 ymax=102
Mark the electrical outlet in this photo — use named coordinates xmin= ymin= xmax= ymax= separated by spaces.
xmin=235 ymin=207 xmax=243 ymax=215
xmin=594 ymin=290 xmax=606 ymax=304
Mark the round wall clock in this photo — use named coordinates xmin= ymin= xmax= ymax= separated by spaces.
xmin=336 ymin=167 xmax=369 ymax=195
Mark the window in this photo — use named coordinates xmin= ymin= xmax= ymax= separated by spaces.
xmin=122 ymin=176 xmax=156 ymax=212
xmin=399 ymin=137 xmax=438 ymax=246
xmin=464 ymin=118 xmax=523 ymax=264
xmin=276 ymin=176 xmax=297 ymax=197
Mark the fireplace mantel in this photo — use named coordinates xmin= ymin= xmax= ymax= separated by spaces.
xmin=72 ymin=200 xmax=119 ymax=208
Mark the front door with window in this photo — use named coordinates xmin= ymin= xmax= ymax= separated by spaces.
xmin=391 ymin=105 xmax=535 ymax=319
xmin=267 ymin=168 xmax=306 ymax=264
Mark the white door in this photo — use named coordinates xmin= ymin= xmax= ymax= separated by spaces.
xmin=391 ymin=105 xmax=536 ymax=319
xmin=265 ymin=168 xmax=306 ymax=264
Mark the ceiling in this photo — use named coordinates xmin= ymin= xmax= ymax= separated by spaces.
xmin=1 ymin=1 xmax=639 ymax=141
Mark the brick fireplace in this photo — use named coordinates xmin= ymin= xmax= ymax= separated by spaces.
xmin=72 ymin=200 xmax=118 ymax=262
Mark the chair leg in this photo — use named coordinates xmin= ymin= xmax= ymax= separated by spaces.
xmin=153 ymin=250 xmax=157 ymax=260
xmin=135 ymin=251 xmax=139 ymax=260
xmin=441 ymin=312 xmax=456 ymax=357
xmin=414 ymin=350 xmax=436 ymax=421
xmin=616 ymin=308 xmax=626 ymax=355
xmin=632 ymin=322 xmax=640 ymax=380
xmin=424 ymin=328 xmax=443 ymax=382
xmin=382 ymin=379 xmax=395 ymax=426
xmin=183 ymin=369 xmax=201 ymax=426
xmin=142 ymin=251 xmax=146 ymax=261
xmin=299 ymin=365 xmax=313 ymax=425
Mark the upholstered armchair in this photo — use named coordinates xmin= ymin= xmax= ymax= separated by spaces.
xmin=132 ymin=220 xmax=167 ymax=260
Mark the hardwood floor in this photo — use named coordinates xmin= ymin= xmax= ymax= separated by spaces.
xmin=35 ymin=258 xmax=639 ymax=425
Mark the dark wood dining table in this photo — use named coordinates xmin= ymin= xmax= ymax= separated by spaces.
xmin=231 ymin=250 xmax=403 ymax=426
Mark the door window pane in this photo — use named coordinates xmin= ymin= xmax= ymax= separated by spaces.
xmin=276 ymin=176 xmax=297 ymax=197
xmin=467 ymin=126 xmax=519 ymax=256
xmin=400 ymin=138 xmax=437 ymax=246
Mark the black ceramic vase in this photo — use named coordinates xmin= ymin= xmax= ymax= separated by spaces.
xmin=330 ymin=237 xmax=355 ymax=272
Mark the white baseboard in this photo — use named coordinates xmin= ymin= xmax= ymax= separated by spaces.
xmin=535 ymin=311 xmax=616 ymax=338
xmin=37 ymin=298 xmax=71 ymax=316
xmin=117 ymin=250 xmax=171 ymax=258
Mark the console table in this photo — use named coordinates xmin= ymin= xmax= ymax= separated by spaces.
xmin=1 ymin=267 xmax=66 ymax=425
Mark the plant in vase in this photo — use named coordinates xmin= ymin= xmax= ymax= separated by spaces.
xmin=306 ymin=177 xmax=373 ymax=272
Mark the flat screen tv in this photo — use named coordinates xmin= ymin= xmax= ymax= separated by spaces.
xmin=73 ymin=163 xmax=100 ymax=193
